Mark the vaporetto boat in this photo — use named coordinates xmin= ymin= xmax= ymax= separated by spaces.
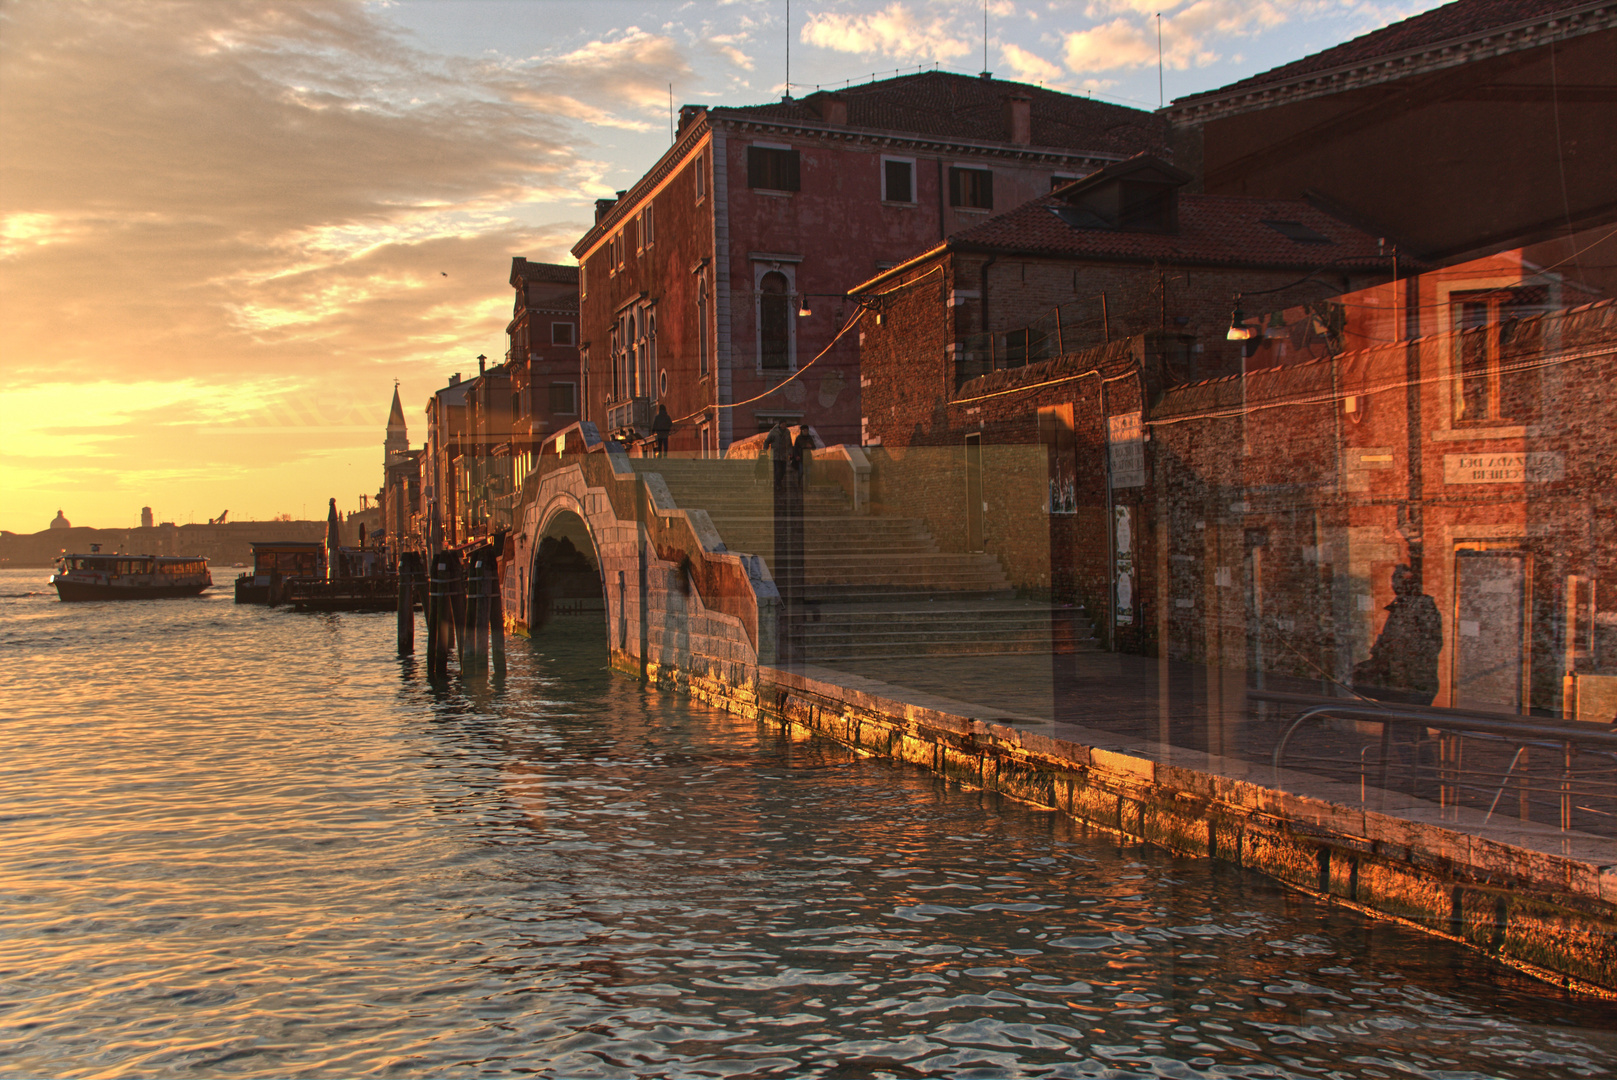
xmin=52 ymin=552 xmax=212 ymax=601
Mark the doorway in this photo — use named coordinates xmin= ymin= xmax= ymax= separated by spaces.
xmin=1452 ymin=545 xmax=1531 ymax=713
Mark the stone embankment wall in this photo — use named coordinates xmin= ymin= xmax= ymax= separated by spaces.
xmin=672 ymin=662 xmax=1617 ymax=999
xmin=506 ymin=433 xmax=1615 ymax=998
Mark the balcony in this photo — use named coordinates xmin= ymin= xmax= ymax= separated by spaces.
xmin=607 ymin=396 xmax=651 ymax=438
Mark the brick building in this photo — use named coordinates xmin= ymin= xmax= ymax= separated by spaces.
xmin=855 ymin=221 xmax=1617 ymax=717
xmin=569 ymin=71 xmax=1169 ymax=457
xmin=504 ymin=258 xmax=581 ymax=495
xmin=852 ymin=154 xmax=1393 ymax=452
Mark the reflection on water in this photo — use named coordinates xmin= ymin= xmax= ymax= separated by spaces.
xmin=1 ymin=570 xmax=1612 ymax=1079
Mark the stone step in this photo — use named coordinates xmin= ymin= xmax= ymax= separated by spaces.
xmin=796 ymin=584 xmax=1017 ymax=602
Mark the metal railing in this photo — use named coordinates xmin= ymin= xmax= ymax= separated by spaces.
xmin=1264 ymin=691 xmax=1617 ymax=835
xmin=955 ymin=296 xmax=1113 ymax=385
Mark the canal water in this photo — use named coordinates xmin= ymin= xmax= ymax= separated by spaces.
xmin=2 ymin=569 xmax=1613 ymax=1079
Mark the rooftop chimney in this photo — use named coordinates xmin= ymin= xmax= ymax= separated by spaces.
xmin=594 ymin=198 xmax=617 ymax=223
xmin=449 ymin=373 xmax=461 ymax=386
xmin=814 ymin=93 xmax=848 ymax=126
xmin=677 ymin=104 xmax=703 ymax=137
xmin=1006 ymin=93 xmax=1031 ymax=145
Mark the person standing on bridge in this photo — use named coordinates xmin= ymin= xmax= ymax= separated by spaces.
xmin=790 ymin=426 xmax=815 ymax=486
xmin=765 ymin=419 xmax=792 ymax=487
xmin=651 ymin=404 xmax=672 ymax=458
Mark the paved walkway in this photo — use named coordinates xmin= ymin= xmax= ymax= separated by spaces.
xmin=772 ymin=649 xmax=1617 ymax=853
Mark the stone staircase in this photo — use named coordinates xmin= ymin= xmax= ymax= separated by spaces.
xmin=631 ymin=457 xmax=1100 ymax=663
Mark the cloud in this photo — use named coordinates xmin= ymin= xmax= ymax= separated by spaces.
xmin=801 ymin=3 xmax=972 ymax=61
xmin=0 ymin=0 xmax=605 ymax=529
xmin=1000 ymin=43 xmax=1067 ymax=86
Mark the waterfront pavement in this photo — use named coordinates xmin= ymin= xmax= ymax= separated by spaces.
xmin=772 ymin=646 xmax=1617 ymax=871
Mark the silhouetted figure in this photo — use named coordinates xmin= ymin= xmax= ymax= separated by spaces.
xmin=1354 ymin=564 xmax=1442 ymax=794
xmin=765 ymin=419 xmax=791 ymax=487
xmin=651 ymin=404 xmax=672 ymax=457
xmin=1353 ymin=564 xmax=1442 ymax=706
xmin=790 ymin=427 xmax=815 ymax=484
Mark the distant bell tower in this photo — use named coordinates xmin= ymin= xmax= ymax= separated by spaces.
xmin=141 ymin=506 xmax=154 ymax=528
xmin=385 ymin=382 xmax=409 ymax=464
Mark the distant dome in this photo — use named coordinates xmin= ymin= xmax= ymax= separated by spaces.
xmin=49 ymin=510 xmax=71 ymax=530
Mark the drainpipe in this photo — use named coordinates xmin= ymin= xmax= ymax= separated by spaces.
xmin=979 ymin=254 xmax=999 ymax=339
xmin=937 ymin=159 xmax=947 ymax=241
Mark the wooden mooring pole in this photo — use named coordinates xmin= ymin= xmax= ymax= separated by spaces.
xmin=466 ymin=554 xmax=489 ymax=678
xmin=488 ymin=557 xmax=506 ymax=679
xmin=397 ymin=552 xmax=419 ymax=655
xmin=428 ymin=551 xmax=457 ymax=678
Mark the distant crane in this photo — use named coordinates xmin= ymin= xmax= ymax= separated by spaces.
xmin=209 ymin=510 xmax=229 ymax=525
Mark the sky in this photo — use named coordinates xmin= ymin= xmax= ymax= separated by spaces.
xmin=0 ymin=0 xmax=1447 ymax=533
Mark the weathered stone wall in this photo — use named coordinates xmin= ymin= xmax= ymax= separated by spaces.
xmin=685 ymin=663 xmax=1617 ymax=998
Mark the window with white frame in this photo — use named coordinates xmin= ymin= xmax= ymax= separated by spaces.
xmin=551 ymin=322 xmax=575 ymax=346
xmin=696 ymin=267 xmax=709 ymax=377
xmin=694 ymin=150 xmax=707 ymax=202
xmin=637 ymin=203 xmax=655 ymax=252
xmin=758 ymin=270 xmax=791 ymax=371
xmin=748 ymin=145 xmax=800 ymax=191
xmin=882 ymin=157 xmax=915 ymax=203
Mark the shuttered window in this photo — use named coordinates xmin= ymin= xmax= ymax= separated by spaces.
xmin=949 ymin=166 xmax=993 ymax=209
xmin=748 ymin=146 xmax=801 ymax=191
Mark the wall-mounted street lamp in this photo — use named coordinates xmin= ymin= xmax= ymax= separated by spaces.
xmin=1226 ymin=296 xmax=1257 ymax=341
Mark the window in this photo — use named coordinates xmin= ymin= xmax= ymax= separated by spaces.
xmin=883 ymin=158 xmax=914 ymax=203
xmin=949 ymin=166 xmax=993 ymax=210
xmin=1050 ymin=173 xmax=1079 ymax=191
xmin=639 ymin=305 xmax=656 ymax=397
xmin=548 ymin=382 xmax=577 ymax=414
xmin=1450 ymin=286 xmax=1544 ymax=423
xmin=580 ymin=260 xmax=587 ymax=298
xmin=551 ymin=322 xmax=575 ymax=346
xmin=580 ymin=348 xmax=589 ymax=421
xmin=759 ymin=271 xmax=790 ymax=370
xmin=696 ymin=269 xmax=709 ymax=377
xmin=694 ymin=150 xmax=707 ymax=201
xmin=748 ymin=146 xmax=800 ymax=191
xmin=638 ymin=203 xmax=655 ymax=251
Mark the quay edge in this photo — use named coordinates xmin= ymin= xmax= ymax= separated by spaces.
xmin=499 ymin=440 xmax=1615 ymax=998
xmin=658 ymin=659 xmax=1617 ymax=1000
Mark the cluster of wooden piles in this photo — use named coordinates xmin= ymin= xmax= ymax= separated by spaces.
xmin=396 ymin=545 xmax=505 ymax=678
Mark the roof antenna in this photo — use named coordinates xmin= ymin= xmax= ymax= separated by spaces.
xmin=1157 ymin=13 xmax=1164 ymax=108
xmin=784 ymin=0 xmax=791 ymax=99
xmin=980 ymin=0 xmax=990 ymax=78
xmin=668 ymin=83 xmax=674 ymax=142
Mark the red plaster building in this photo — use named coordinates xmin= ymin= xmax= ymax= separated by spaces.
xmin=569 ymin=72 xmax=1170 ymax=457
xmin=504 ymin=258 xmax=581 ymax=494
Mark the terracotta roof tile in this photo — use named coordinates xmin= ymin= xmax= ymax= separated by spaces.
xmin=717 ymin=71 xmax=1168 ymax=156
xmin=948 ymin=185 xmax=1389 ymax=268
xmin=511 ymin=258 xmax=579 ymax=284
xmin=1176 ymin=0 xmax=1602 ymax=104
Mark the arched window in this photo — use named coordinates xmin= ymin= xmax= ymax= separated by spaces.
xmin=759 ymin=271 xmax=789 ymax=370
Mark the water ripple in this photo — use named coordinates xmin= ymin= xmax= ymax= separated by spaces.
xmin=1 ymin=570 xmax=1613 ymax=1078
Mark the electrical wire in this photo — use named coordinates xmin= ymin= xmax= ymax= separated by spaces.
xmin=670 ymin=265 xmax=946 ymax=428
